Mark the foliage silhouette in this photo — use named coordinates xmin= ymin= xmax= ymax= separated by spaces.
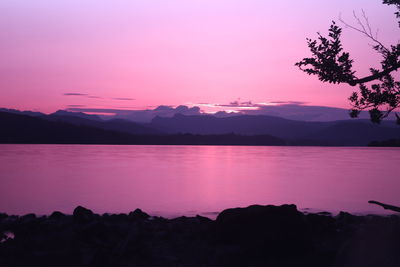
xmin=296 ymin=0 xmax=400 ymax=123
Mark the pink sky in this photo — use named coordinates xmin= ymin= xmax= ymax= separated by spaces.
xmin=0 ymin=0 xmax=398 ymax=113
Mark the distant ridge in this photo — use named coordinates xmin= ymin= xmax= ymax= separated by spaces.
xmin=0 ymin=111 xmax=284 ymax=145
xmin=0 ymin=108 xmax=45 ymax=117
xmin=0 ymin=108 xmax=399 ymax=146
xmin=47 ymin=110 xmax=161 ymax=135
xmin=51 ymin=110 xmax=102 ymax=121
xmin=67 ymin=104 xmax=397 ymax=123
xmin=150 ymin=114 xmax=400 ymax=146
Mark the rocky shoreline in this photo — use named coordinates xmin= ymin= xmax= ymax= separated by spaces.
xmin=1 ymin=204 xmax=400 ymax=267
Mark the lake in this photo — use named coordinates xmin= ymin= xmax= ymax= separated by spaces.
xmin=0 ymin=144 xmax=399 ymax=218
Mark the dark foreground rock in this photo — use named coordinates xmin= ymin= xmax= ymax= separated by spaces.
xmin=1 ymin=205 xmax=400 ymax=267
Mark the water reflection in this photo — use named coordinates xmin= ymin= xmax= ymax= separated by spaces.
xmin=0 ymin=145 xmax=399 ymax=217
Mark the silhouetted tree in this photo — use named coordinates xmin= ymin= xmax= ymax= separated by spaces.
xmin=296 ymin=0 xmax=400 ymax=123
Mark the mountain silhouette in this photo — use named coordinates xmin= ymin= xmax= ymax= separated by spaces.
xmin=0 ymin=108 xmax=45 ymax=117
xmin=302 ymin=120 xmax=400 ymax=146
xmin=0 ymin=111 xmax=284 ymax=145
xmin=50 ymin=110 xmax=103 ymax=121
xmin=0 ymin=111 xmax=140 ymax=144
xmin=150 ymin=114 xmax=400 ymax=145
xmin=67 ymin=104 xmax=398 ymax=122
xmin=150 ymin=114 xmax=324 ymax=138
xmin=46 ymin=110 xmax=161 ymax=135
xmin=1 ymin=109 xmax=399 ymax=146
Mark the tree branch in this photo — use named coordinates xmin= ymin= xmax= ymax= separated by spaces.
xmin=339 ymin=11 xmax=390 ymax=53
xmin=296 ymin=2 xmax=400 ymax=123
xmin=369 ymin=200 xmax=400 ymax=212
xmin=348 ymin=64 xmax=400 ymax=86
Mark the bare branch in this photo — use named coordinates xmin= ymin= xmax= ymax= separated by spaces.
xmin=339 ymin=11 xmax=390 ymax=52
xmin=369 ymin=200 xmax=400 ymax=212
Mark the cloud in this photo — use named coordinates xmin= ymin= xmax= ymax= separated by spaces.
xmin=66 ymin=100 xmax=345 ymax=123
xmin=65 ymin=101 xmax=396 ymax=122
xmin=154 ymin=105 xmax=174 ymax=110
xmin=196 ymin=100 xmax=370 ymax=121
xmin=112 ymin=97 xmax=135 ymax=101
xmin=63 ymin=93 xmax=100 ymax=98
xmin=67 ymin=105 xmax=202 ymax=122
xmin=63 ymin=93 xmax=134 ymax=100
xmin=270 ymin=101 xmax=308 ymax=105
xmin=197 ymin=100 xmax=272 ymax=111
xmin=64 ymin=93 xmax=88 ymax=96
xmin=238 ymin=103 xmax=366 ymax=121
xmin=67 ymin=108 xmax=129 ymax=114
xmin=216 ymin=100 xmax=257 ymax=108
xmin=196 ymin=100 xmax=309 ymax=111
xmin=67 ymin=104 xmax=86 ymax=107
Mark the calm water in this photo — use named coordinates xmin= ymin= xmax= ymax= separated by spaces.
xmin=0 ymin=144 xmax=400 ymax=217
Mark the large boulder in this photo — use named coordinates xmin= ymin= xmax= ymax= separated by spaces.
xmin=49 ymin=211 xmax=66 ymax=220
xmin=215 ymin=204 xmax=311 ymax=256
xmin=335 ymin=215 xmax=400 ymax=267
xmin=0 ymin=213 xmax=8 ymax=221
xmin=73 ymin=206 xmax=94 ymax=223
xmin=128 ymin=209 xmax=150 ymax=221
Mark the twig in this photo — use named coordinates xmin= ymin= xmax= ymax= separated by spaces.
xmin=339 ymin=11 xmax=390 ymax=52
xmin=369 ymin=200 xmax=400 ymax=212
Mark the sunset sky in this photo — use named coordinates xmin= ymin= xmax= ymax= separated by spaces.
xmin=0 ymin=0 xmax=398 ymax=114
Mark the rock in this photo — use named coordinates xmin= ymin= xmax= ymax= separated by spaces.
xmin=0 ymin=213 xmax=8 ymax=221
xmin=49 ymin=211 xmax=66 ymax=220
xmin=128 ymin=209 xmax=150 ymax=221
xmin=215 ymin=204 xmax=311 ymax=256
xmin=335 ymin=216 xmax=400 ymax=267
xmin=2 ymin=204 xmax=396 ymax=267
xmin=102 ymin=213 xmax=129 ymax=224
xmin=20 ymin=213 xmax=37 ymax=224
xmin=21 ymin=213 xmax=36 ymax=220
xmin=336 ymin=212 xmax=365 ymax=232
xmin=73 ymin=206 xmax=94 ymax=223
xmin=306 ymin=213 xmax=336 ymax=232
xmin=317 ymin=211 xmax=332 ymax=216
xmin=196 ymin=215 xmax=213 ymax=223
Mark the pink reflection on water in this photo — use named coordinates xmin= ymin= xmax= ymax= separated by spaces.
xmin=0 ymin=145 xmax=399 ymax=217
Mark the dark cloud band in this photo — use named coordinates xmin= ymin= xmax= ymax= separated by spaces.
xmin=112 ymin=98 xmax=135 ymax=101
xmin=64 ymin=93 xmax=88 ymax=96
